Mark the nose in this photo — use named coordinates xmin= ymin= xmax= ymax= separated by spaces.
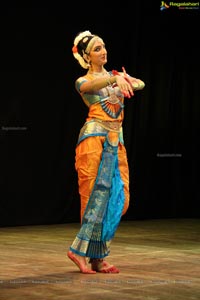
xmin=102 ymin=47 xmax=107 ymax=54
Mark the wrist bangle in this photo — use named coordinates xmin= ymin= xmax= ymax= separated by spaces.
xmin=106 ymin=77 xmax=112 ymax=86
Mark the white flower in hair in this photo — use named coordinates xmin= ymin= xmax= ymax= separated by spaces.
xmin=72 ymin=30 xmax=92 ymax=69
xmin=74 ymin=30 xmax=92 ymax=47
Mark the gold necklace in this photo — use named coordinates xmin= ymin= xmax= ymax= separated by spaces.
xmin=88 ymin=69 xmax=119 ymax=103
xmin=88 ymin=68 xmax=108 ymax=77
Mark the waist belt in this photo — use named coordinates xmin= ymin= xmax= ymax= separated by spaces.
xmin=94 ymin=119 xmax=122 ymax=132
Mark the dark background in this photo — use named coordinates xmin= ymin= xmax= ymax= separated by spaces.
xmin=0 ymin=2 xmax=199 ymax=226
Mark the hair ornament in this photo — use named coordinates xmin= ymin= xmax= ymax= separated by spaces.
xmin=72 ymin=30 xmax=94 ymax=69
xmin=72 ymin=45 xmax=78 ymax=54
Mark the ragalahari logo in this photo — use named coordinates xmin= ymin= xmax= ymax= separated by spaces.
xmin=160 ymin=1 xmax=170 ymax=10
xmin=160 ymin=1 xmax=200 ymax=10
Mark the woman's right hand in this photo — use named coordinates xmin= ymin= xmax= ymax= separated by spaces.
xmin=115 ymin=75 xmax=134 ymax=98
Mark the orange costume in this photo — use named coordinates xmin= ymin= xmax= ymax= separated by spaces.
xmin=67 ymin=30 xmax=145 ymax=273
xmin=69 ymin=71 xmax=131 ymax=259
xmin=75 ymin=72 xmax=130 ymax=221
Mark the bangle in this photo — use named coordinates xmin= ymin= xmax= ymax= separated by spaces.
xmin=106 ymin=77 xmax=112 ymax=86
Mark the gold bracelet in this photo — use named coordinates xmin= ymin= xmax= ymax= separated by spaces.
xmin=106 ymin=77 xmax=112 ymax=86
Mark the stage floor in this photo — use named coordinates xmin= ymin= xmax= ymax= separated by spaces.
xmin=0 ymin=219 xmax=200 ymax=300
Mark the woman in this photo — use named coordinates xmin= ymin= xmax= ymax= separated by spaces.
xmin=67 ymin=30 xmax=145 ymax=274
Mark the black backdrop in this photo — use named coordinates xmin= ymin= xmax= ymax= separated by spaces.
xmin=0 ymin=3 xmax=199 ymax=226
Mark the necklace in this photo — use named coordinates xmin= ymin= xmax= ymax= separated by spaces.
xmin=87 ymin=68 xmax=109 ymax=77
xmin=88 ymin=69 xmax=124 ymax=118
xmin=88 ymin=69 xmax=117 ymax=99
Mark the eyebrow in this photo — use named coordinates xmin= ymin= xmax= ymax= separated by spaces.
xmin=93 ymin=43 xmax=105 ymax=50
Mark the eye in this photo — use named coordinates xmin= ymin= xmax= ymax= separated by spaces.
xmin=94 ymin=46 xmax=101 ymax=52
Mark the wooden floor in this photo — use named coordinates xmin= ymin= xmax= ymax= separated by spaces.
xmin=0 ymin=218 xmax=200 ymax=300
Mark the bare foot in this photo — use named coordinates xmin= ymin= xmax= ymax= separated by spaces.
xmin=67 ymin=251 xmax=96 ymax=274
xmin=91 ymin=259 xmax=119 ymax=273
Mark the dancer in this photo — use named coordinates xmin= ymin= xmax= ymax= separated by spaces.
xmin=67 ymin=30 xmax=145 ymax=274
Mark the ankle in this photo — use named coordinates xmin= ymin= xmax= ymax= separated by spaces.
xmin=89 ymin=258 xmax=103 ymax=264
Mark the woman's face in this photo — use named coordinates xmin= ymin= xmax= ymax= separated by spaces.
xmin=88 ymin=39 xmax=107 ymax=67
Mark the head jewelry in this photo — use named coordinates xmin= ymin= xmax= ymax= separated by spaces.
xmin=72 ymin=30 xmax=103 ymax=69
